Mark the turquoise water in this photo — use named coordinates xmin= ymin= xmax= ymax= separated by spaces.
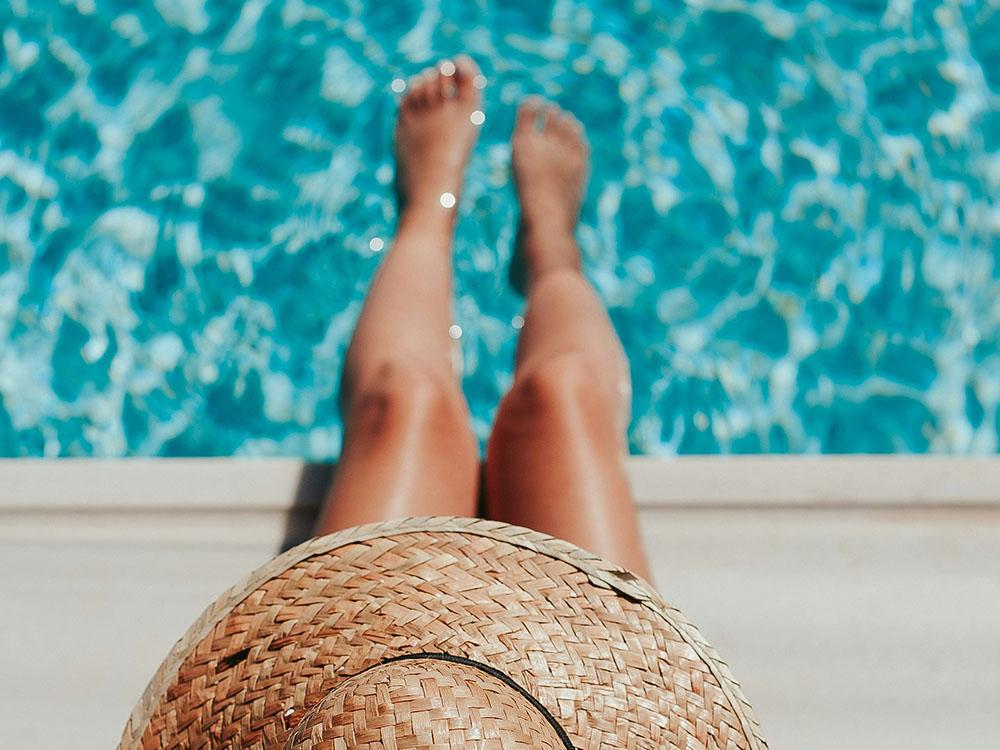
xmin=0 ymin=0 xmax=997 ymax=457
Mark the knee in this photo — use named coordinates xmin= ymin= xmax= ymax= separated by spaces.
xmin=500 ymin=352 xmax=608 ymax=425
xmin=348 ymin=359 xmax=473 ymax=444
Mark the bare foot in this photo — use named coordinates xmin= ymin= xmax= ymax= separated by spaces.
xmin=395 ymin=55 xmax=483 ymax=221
xmin=510 ymin=97 xmax=589 ymax=292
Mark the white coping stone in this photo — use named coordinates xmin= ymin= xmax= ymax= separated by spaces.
xmin=0 ymin=456 xmax=998 ymax=511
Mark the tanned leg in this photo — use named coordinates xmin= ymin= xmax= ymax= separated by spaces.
xmin=315 ymin=56 xmax=484 ymax=535
xmin=484 ymin=98 xmax=652 ymax=581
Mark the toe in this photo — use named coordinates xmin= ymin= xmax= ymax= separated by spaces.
xmin=515 ymin=97 xmax=545 ymax=135
xmin=557 ymin=111 xmax=581 ymax=141
xmin=542 ymin=104 xmax=560 ymax=134
xmin=571 ymin=116 xmax=590 ymax=150
xmin=437 ymin=58 xmax=459 ymax=99
xmin=420 ymin=66 xmax=441 ymax=104
xmin=453 ymin=54 xmax=482 ymax=102
xmin=405 ymin=72 xmax=428 ymax=108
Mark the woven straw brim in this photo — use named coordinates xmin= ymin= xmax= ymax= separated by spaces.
xmin=120 ymin=516 xmax=767 ymax=750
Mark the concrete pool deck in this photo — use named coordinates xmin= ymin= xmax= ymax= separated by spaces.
xmin=2 ymin=456 xmax=999 ymax=748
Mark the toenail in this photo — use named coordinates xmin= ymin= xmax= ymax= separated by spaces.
xmin=439 ymin=192 xmax=456 ymax=208
xmin=470 ymin=110 xmax=485 ymax=125
xmin=473 ymin=74 xmax=487 ymax=89
xmin=390 ymin=78 xmax=406 ymax=93
xmin=439 ymin=59 xmax=456 ymax=76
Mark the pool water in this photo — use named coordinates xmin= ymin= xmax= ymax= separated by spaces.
xmin=0 ymin=0 xmax=997 ymax=457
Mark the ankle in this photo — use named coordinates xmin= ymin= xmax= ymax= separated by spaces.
xmin=517 ymin=220 xmax=579 ymax=258
xmin=516 ymin=227 xmax=581 ymax=287
xmin=397 ymin=200 xmax=458 ymax=237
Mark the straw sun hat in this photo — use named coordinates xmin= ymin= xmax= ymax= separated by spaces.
xmin=120 ymin=516 xmax=767 ymax=749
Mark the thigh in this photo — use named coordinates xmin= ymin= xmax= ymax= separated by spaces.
xmin=484 ymin=353 xmax=651 ymax=580
xmin=315 ymin=361 xmax=480 ymax=536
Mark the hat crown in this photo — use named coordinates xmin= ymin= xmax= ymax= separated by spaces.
xmin=284 ymin=655 xmax=567 ymax=750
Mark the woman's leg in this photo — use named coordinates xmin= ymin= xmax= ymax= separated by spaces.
xmin=315 ymin=57 xmax=484 ymax=535
xmin=484 ymin=99 xmax=652 ymax=580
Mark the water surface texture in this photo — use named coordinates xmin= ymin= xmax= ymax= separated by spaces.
xmin=1 ymin=0 xmax=998 ymax=456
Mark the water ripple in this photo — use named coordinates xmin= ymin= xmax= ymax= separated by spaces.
xmin=0 ymin=0 xmax=997 ymax=456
